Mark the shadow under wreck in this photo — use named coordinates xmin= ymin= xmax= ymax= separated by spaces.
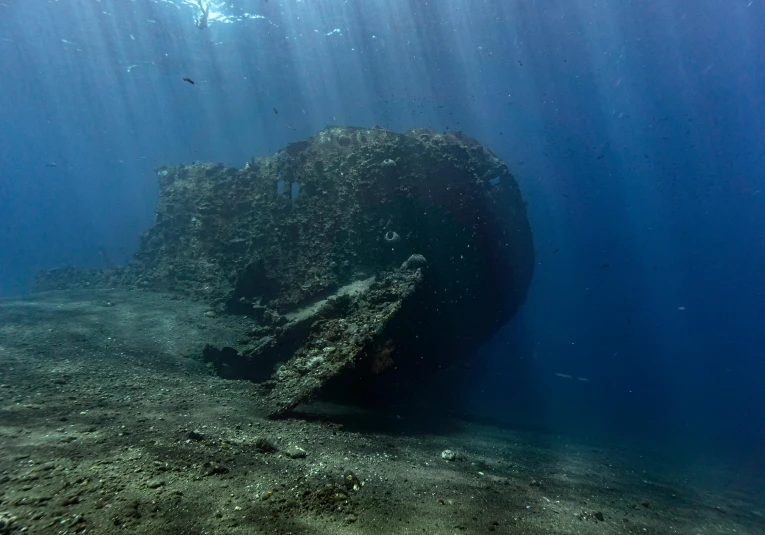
xmin=34 ymin=126 xmax=535 ymax=417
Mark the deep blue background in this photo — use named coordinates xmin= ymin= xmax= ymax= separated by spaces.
xmin=1 ymin=0 xmax=764 ymax=462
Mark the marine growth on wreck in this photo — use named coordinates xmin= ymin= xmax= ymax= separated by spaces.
xmin=34 ymin=126 xmax=535 ymax=416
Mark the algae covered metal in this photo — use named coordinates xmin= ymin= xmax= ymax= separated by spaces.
xmin=35 ymin=126 xmax=534 ymax=416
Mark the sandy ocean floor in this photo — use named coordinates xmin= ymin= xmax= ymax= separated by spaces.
xmin=0 ymin=290 xmax=762 ymax=535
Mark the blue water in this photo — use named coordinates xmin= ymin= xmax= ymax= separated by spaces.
xmin=1 ymin=0 xmax=764 ymax=464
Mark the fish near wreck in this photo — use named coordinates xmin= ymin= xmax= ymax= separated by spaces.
xmin=33 ymin=126 xmax=534 ymax=417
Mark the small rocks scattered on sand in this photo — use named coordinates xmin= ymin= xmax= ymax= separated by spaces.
xmin=441 ymin=449 xmax=458 ymax=461
xmin=254 ymin=436 xmax=277 ymax=453
xmin=343 ymin=470 xmax=361 ymax=491
xmin=578 ymin=510 xmax=605 ymax=521
xmin=202 ymin=461 xmax=229 ymax=476
xmin=285 ymin=444 xmax=307 ymax=458
xmin=0 ymin=512 xmax=16 ymax=533
xmin=0 ymin=291 xmax=758 ymax=535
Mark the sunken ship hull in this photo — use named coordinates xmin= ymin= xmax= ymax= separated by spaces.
xmin=34 ymin=126 xmax=534 ymax=416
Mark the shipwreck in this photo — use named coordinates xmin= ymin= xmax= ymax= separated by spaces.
xmin=34 ymin=126 xmax=534 ymax=416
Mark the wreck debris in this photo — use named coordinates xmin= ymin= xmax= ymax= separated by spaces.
xmin=34 ymin=126 xmax=534 ymax=416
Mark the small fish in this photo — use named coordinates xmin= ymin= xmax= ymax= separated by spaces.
xmin=554 ymin=373 xmax=573 ymax=379
xmin=45 ymin=162 xmax=58 ymax=168
xmin=273 ymin=108 xmax=278 ymax=115
xmin=600 ymin=263 xmax=610 ymax=268
xmin=518 ymin=60 xmax=523 ymax=66
xmin=553 ymin=248 xmax=559 ymax=253
xmin=183 ymin=77 xmax=195 ymax=85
